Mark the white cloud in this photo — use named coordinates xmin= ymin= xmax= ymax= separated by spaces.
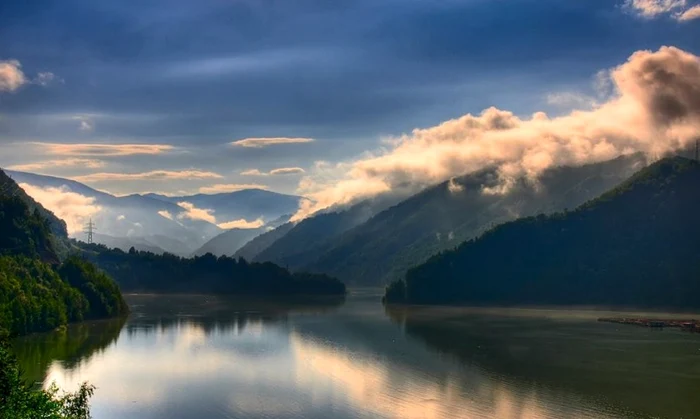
xmin=73 ymin=170 xmax=222 ymax=182
xmin=35 ymin=143 xmax=175 ymax=156
xmin=0 ymin=59 xmax=27 ymax=92
xmin=198 ymin=183 xmax=269 ymax=194
xmin=217 ymin=217 xmax=265 ymax=229
xmin=116 ymin=215 xmax=126 ymax=221
xmin=157 ymin=210 xmax=173 ymax=220
xmin=73 ymin=115 xmax=94 ymax=132
xmin=293 ymin=46 xmax=700 ymax=220
xmin=546 ymin=92 xmax=598 ymax=109
xmin=6 ymin=158 xmax=105 ymax=172
xmin=241 ymin=167 xmax=305 ymax=176
xmin=677 ymin=4 xmax=700 ymax=20
xmin=447 ymin=178 xmax=464 ymax=194
xmin=33 ymin=72 xmax=61 ymax=86
xmin=176 ymin=201 xmax=216 ymax=224
xmin=18 ymin=183 xmax=101 ymax=234
xmin=231 ymin=137 xmax=314 ymax=148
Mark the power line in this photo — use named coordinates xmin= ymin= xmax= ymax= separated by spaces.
xmin=83 ymin=218 xmax=96 ymax=244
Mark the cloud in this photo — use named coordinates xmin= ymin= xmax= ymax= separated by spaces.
xmin=677 ymin=4 xmax=700 ymax=20
xmin=624 ymin=0 xmax=700 ymax=21
xmin=73 ymin=170 xmax=222 ymax=182
xmin=33 ymin=72 xmax=61 ymax=86
xmin=241 ymin=167 xmax=305 ymax=176
xmin=546 ymin=92 xmax=598 ymax=109
xmin=157 ymin=210 xmax=173 ymax=220
xmin=73 ymin=116 xmax=95 ymax=132
xmin=217 ymin=217 xmax=265 ymax=229
xmin=447 ymin=178 xmax=464 ymax=194
xmin=293 ymin=46 xmax=700 ymax=220
xmin=230 ymin=137 xmax=314 ymax=148
xmin=198 ymin=183 xmax=269 ymax=194
xmin=116 ymin=215 xmax=126 ymax=221
xmin=6 ymin=159 xmax=105 ymax=172
xmin=18 ymin=183 xmax=101 ymax=234
xmin=35 ymin=143 xmax=175 ymax=156
xmin=0 ymin=59 xmax=27 ymax=92
xmin=176 ymin=201 xmax=216 ymax=224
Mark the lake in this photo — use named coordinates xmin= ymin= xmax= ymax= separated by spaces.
xmin=13 ymin=290 xmax=700 ymax=419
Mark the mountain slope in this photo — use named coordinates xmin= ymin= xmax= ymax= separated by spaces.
xmin=194 ymin=215 xmax=291 ymax=257
xmin=385 ymin=157 xmax=700 ymax=308
xmin=234 ymin=222 xmax=296 ymax=261
xmin=306 ymin=154 xmax=647 ymax=285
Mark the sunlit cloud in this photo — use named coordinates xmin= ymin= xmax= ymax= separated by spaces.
xmin=18 ymin=183 xmax=101 ymax=234
xmin=241 ymin=167 xmax=305 ymax=176
xmin=677 ymin=4 xmax=700 ymax=20
xmin=35 ymin=142 xmax=175 ymax=156
xmin=6 ymin=158 xmax=105 ymax=172
xmin=157 ymin=210 xmax=173 ymax=220
xmin=217 ymin=217 xmax=265 ymax=229
xmin=73 ymin=170 xmax=222 ymax=182
xmin=623 ymin=0 xmax=700 ymax=20
xmin=231 ymin=137 xmax=315 ymax=148
xmin=293 ymin=46 xmax=700 ymax=220
xmin=176 ymin=201 xmax=216 ymax=224
xmin=0 ymin=59 xmax=27 ymax=92
xmin=198 ymin=183 xmax=269 ymax=194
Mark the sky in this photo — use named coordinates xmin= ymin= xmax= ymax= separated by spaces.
xmin=1 ymin=0 xmax=700 ymax=217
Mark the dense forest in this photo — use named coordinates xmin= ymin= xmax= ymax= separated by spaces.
xmin=384 ymin=157 xmax=700 ymax=308
xmin=0 ymin=174 xmax=128 ymax=337
xmin=77 ymin=243 xmax=346 ymax=296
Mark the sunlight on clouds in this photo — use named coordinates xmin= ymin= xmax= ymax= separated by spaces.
xmin=677 ymin=4 xmax=700 ymax=20
xmin=73 ymin=170 xmax=222 ymax=182
xmin=0 ymin=59 xmax=27 ymax=92
xmin=198 ymin=183 xmax=269 ymax=193
xmin=157 ymin=210 xmax=173 ymax=220
xmin=18 ymin=183 xmax=101 ymax=234
xmin=7 ymin=159 xmax=105 ymax=172
xmin=217 ymin=217 xmax=265 ymax=229
xmin=292 ymin=46 xmax=700 ymax=220
xmin=241 ymin=167 xmax=305 ymax=176
xmin=231 ymin=137 xmax=314 ymax=148
xmin=35 ymin=143 xmax=175 ymax=156
xmin=176 ymin=201 xmax=216 ymax=224
xmin=624 ymin=0 xmax=686 ymax=17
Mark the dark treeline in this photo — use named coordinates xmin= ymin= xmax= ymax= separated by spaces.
xmin=385 ymin=157 xmax=700 ymax=308
xmin=77 ymin=243 xmax=347 ymax=296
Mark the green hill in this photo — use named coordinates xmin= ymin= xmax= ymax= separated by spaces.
xmin=384 ymin=157 xmax=700 ymax=308
xmin=305 ymin=154 xmax=646 ymax=285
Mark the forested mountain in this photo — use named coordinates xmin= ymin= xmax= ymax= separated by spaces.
xmin=77 ymin=243 xmax=346 ymax=296
xmin=234 ymin=222 xmax=296 ymax=261
xmin=0 ymin=171 xmax=128 ymax=336
xmin=384 ymin=157 xmax=700 ymax=308
xmin=251 ymin=196 xmax=398 ymax=269
xmin=304 ymin=154 xmax=647 ymax=285
xmin=193 ymin=215 xmax=291 ymax=257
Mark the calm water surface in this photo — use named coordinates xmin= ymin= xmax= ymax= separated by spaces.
xmin=13 ymin=291 xmax=700 ymax=419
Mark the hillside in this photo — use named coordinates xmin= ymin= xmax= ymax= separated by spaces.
xmin=234 ymin=222 xmax=296 ymax=261
xmin=0 ymin=174 xmax=128 ymax=336
xmin=384 ymin=157 xmax=700 ymax=308
xmin=194 ymin=215 xmax=291 ymax=257
xmin=304 ymin=154 xmax=647 ymax=285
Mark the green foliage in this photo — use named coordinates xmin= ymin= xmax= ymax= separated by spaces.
xmin=385 ymin=157 xmax=700 ymax=308
xmin=78 ymin=242 xmax=347 ymax=296
xmin=0 ymin=195 xmax=59 ymax=264
xmin=0 ymin=336 xmax=94 ymax=419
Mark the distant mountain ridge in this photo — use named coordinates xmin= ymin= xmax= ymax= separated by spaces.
xmin=385 ymin=156 xmax=700 ymax=308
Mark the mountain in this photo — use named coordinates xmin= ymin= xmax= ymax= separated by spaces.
xmin=194 ymin=215 xmax=291 ymax=257
xmin=384 ymin=157 xmax=700 ymax=308
xmin=251 ymin=196 xmax=399 ymax=268
xmin=143 ymin=189 xmax=302 ymax=223
xmin=234 ymin=222 xmax=295 ymax=261
xmin=304 ymin=154 xmax=648 ymax=285
xmin=6 ymin=170 xmax=221 ymax=255
xmin=90 ymin=233 xmax=167 ymax=254
xmin=0 ymin=171 xmax=128 ymax=336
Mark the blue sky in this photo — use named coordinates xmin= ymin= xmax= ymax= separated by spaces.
xmin=1 ymin=0 xmax=699 ymax=199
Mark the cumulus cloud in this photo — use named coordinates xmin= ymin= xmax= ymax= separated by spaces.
xmin=18 ymin=183 xmax=101 ymax=234
xmin=546 ymin=92 xmax=598 ymax=109
xmin=198 ymin=183 xmax=269 ymax=194
xmin=293 ymin=46 xmax=700 ymax=220
xmin=35 ymin=143 xmax=175 ymax=156
xmin=677 ymin=4 xmax=700 ymax=20
xmin=241 ymin=167 xmax=305 ymax=176
xmin=217 ymin=217 xmax=265 ymax=229
xmin=231 ymin=137 xmax=314 ymax=148
xmin=7 ymin=158 xmax=105 ymax=172
xmin=176 ymin=201 xmax=216 ymax=224
xmin=0 ymin=59 xmax=27 ymax=92
xmin=73 ymin=170 xmax=222 ymax=182
xmin=157 ymin=210 xmax=173 ymax=220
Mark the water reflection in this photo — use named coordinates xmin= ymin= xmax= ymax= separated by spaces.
xmin=12 ymin=294 xmax=698 ymax=419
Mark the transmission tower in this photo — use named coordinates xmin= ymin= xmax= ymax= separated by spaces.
xmin=83 ymin=218 xmax=96 ymax=244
